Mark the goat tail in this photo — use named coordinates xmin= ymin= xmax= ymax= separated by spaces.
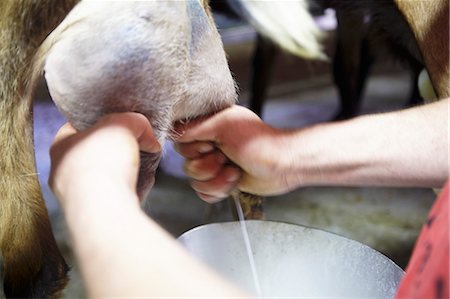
xmin=228 ymin=0 xmax=327 ymax=60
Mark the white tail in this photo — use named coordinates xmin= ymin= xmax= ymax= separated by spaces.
xmin=230 ymin=0 xmax=326 ymax=60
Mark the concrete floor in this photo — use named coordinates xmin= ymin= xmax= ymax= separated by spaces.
xmin=32 ymin=19 xmax=436 ymax=297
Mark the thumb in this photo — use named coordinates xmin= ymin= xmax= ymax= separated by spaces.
xmin=172 ymin=114 xmax=224 ymax=144
xmin=172 ymin=105 xmax=254 ymax=143
xmin=98 ymin=112 xmax=162 ymax=153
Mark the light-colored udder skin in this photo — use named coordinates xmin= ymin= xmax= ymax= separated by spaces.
xmin=42 ymin=0 xmax=237 ymax=198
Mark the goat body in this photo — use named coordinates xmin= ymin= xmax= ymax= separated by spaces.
xmin=394 ymin=0 xmax=449 ymax=98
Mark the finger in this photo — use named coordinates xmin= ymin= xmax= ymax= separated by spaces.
xmin=135 ymin=120 xmax=161 ymax=154
xmin=174 ymin=141 xmax=215 ymax=159
xmin=48 ymin=123 xmax=78 ymax=189
xmin=171 ymin=108 xmax=230 ymax=143
xmin=183 ymin=150 xmax=227 ymax=181
xmin=97 ymin=113 xmax=161 ymax=153
xmin=190 ymin=165 xmax=241 ymax=201
xmin=196 ymin=192 xmax=226 ymax=204
xmin=172 ymin=105 xmax=256 ymax=144
xmin=171 ymin=114 xmax=212 ymax=142
xmin=52 ymin=122 xmax=77 ymax=146
xmin=49 ymin=122 xmax=78 ymax=161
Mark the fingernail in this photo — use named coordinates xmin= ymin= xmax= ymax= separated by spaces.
xmin=217 ymin=153 xmax=227 ymax=164
xmin=198 ymin=143 xmax=214 ymax=154
xmin=197 ymin=192 xmax=223 ymax=204
xmin=142 ymin=140 xmax=162 ymax=153
xmin=226 ymin=169 xmax=240 ymax=182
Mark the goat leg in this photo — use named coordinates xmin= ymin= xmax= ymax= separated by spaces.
xmin=0 ymin=1 xmax=79 ymax=297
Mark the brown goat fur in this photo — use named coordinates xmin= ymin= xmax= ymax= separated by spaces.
xmin=395 ymin=0 xmax=449 ymax=98
xmin=0 ymin=1 xmax=79 ymax=297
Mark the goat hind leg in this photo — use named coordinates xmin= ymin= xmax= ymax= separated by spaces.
xmin=0 ymin=100 xmax=69 ymax=298
xmin=0 ymin=174 xmax=69 ymax=298
xmin=332 ymin=9 xmax=369 ymax=120
xmin=0 ymin=253 xmax=4 ymax=299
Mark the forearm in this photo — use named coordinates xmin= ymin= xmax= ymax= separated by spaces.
xmin=283 ymin=99 xmax=449 ymax=188
xmin=63 ymin=187 xmax=247 ymax=298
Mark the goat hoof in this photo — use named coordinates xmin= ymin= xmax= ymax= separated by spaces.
xmin=0 ymin=254 xmax=5 ymax=299
xmin=1 ymin=229 xmax=69 ymax=298
xmin=2 ymin=253 xmax=69 ymax=298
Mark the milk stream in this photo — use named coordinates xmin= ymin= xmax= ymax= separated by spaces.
xmin=233 ymin=197 xmax=263 ymax=298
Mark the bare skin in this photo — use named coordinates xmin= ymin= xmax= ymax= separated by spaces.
xmin=49 ymin=113 xmax=247 ymax=298
xmin=174 ymin=99 xmax=449 ymax=203
xmin=48 ymin=106 xmax=448 ymax=297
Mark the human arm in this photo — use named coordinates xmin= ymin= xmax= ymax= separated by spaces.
xmin=174 ymin=99 xmax=449 ymax=202
xmin=49 ymin=113 xmax=247 ymax=298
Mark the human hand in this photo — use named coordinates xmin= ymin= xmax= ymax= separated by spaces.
xmin=173 ymin=105 xmax=294 ymax=203
xmin=49 ymin=112 xmax=161 ymax=210
xmin=49 ymin=113 xmax=248 ymax=298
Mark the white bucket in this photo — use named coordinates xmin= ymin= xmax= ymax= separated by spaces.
xmin=178 ymin=220 xmax=404 ymax=298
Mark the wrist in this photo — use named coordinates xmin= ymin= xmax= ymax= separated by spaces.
xmin=243 ymin=126 xmax=317 ymax=195
xmin=61 ymin=181 xmax=140 ymax=220
xmin=269 ymin=129 xmax=309 ymax=192
xmin=278 ymin=125 xmax=337 ymax=189
xmin=63 ymin=186 xmax=143 ymax=256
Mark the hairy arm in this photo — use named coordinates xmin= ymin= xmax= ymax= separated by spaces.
xmin=283 ymin=98 xmax=448 ymax=189
xmin=175 ymin=99 xmax=449 ymax=201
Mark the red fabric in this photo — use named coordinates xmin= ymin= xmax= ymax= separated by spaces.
xmin=396 ymin=180 xmax=449 ymax=299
